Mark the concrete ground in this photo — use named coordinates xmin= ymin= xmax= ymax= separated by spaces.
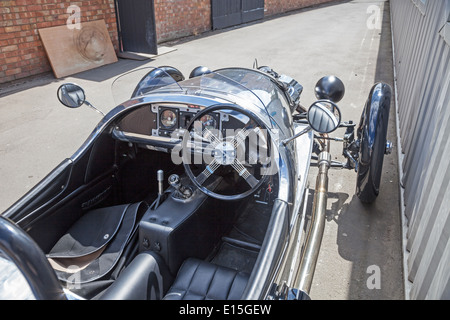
xmin=0 ymin=0 xmax=404 ymax=299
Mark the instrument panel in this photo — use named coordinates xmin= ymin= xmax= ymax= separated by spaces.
xmin=151 ymin=104 xmax=221 ymax=138
xmin=117 ymin=103 xmax=228 ymax=141
xmin=115 ymin=102 xmax=248 ymax=151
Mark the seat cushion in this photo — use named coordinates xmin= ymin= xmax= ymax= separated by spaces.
xmin=100 ymin=251 xmax=173 ymax=300
xmin=47 ymin=202 xmax=146 ymax=284
xmin=163 ymin=258 xmax=249 ymax=300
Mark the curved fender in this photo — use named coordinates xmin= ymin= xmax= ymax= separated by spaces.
xmin=157 ymin=65 xmax=185 ymax=82
xmin=0 ymin=216 xmax=66 ymax=300
xmin=357 ymin=82 xmax=392 ymax=165
xmin=131 ymin=66 xmax=185 ymax=98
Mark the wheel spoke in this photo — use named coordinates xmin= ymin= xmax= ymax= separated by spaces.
xmin=232 ymin=127 xmax=250 ymax=149
xmin=231 ymin=159 xmax=259 ymax=188
xmin=202 ymin=128 xmax=221 ymax=147
xmin=196 ymin=159 xmax=221 ymax=185
xmin=185 ymin=127 xmax=221 ymax=159
xmin=232 ymin=127 xmax=265 ymax=164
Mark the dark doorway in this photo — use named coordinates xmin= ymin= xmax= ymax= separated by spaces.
xmin=211 ymin=0 xmax=264 ymax=30
xmin=115 ymin=0 xmax=158 ymax=54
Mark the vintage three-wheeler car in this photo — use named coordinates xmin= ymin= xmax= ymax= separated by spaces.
xmin=0 ymin=65 xmax=392 ymax=300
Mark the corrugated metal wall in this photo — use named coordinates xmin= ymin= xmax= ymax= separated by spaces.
xmin=390 ymin=0 xmax=450 ymax=300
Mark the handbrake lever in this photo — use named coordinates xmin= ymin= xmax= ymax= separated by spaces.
xmin=150 ymin=169 xmax=166 ymax=210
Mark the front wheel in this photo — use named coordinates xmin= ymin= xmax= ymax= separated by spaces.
xmin=356 ymin=83 xmax=392 ymax=204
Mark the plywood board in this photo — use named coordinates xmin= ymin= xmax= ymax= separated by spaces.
xmin=39 ymin=20 xmax=118 ymax=78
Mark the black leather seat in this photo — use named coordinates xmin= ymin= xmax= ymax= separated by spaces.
xmin=163 ymin=258 xmax=249 ymax=300
xmin=100 ymin=254 xmax=249 ymax=300
xmin=100 ymin=251 xmax=173 ymax=300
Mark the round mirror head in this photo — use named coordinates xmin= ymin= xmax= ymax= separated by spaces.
xmin=57 ymin=83 xmax=86 ymax=108
xmin=314 ymin=75 xmax=345 ymax=103
xmin=307 ymin=100 xmax=342 ymax=133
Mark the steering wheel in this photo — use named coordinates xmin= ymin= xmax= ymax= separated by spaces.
xmin=182 ymin=104 xmax=272 ymax=201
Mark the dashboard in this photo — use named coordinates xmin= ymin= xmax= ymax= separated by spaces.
xmin=112 ymin=101 xmax=279 ymax=206
xmin=114 ymin=103 xmax=247 ymax=151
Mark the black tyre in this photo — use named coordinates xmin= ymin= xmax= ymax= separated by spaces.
xmin=356 ymin=83 xmax=392 ymax=204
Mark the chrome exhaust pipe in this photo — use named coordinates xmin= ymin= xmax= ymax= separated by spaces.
xmin=293 ymin=139 xmax=330 ymax=294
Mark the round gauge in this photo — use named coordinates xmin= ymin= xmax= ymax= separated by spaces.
xmin=161 ymin=109 xmax=177 ymax=128
xmin=200 ymin=114 xmax=216 ymax=130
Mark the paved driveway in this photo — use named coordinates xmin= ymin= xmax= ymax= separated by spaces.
xmin=0 ymin=0 xmax=403 ymax=299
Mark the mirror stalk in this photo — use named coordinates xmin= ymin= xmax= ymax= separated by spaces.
xmin=282 ymin=126 xmax=311 ymax=146
xmin=84 ymin=100 xmax=106 ymax=116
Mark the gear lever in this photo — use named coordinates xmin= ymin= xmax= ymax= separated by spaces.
xmin=169 ymin=174 xmax=193 ymax=200
xmin=168 ymin=174 xmax=181 ymax=192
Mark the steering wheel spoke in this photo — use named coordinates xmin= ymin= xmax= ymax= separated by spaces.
xmin=195 ymin=159 xmax=220 ymax=185
xmin=232 ymin=127 xmax=250 ymax=148
xmin=202 ymin=128 xmax=222 ymax=147
xmin=231 ymin=159 xmax=259 ymax=188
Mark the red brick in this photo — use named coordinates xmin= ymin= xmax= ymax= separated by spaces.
xmin=0 ymin=1 xmax=15 ymax=7
xmin=36 ymin=21 xmax=53 ymax=29
xmin=11 ymin=6 xmax=27 ymax=13
xmin=2 ymin=44 xmax=18 ymax=52
xmin=4 ymin=25 xmax=21 ymax=33
xmin=3 ymin=50 xmax=18 ymax=58
xmin=0 ymin=33 xmax=16 ymax=41
xmin=154 ymin=0 xmax=211 ymax=43
xmin=265 ymin=0 xmax=335 ymax=16
xmin=5 ymin=56 xmax=20 ymax=64
xmin=7 ymin=38 xmax=24 ymax=45
xmin=5 ymin=67 xmax=21 ymax=76
xmin=27 ymin=5 xmax=43 ymax=11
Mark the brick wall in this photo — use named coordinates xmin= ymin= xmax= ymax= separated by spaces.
xmin=264 ymin=0 xmax=336 ymax=16
xmin=0 ymin=0 xmax=338 ymax=84
xmin=153 ymin=0 xmax=336 ymax=44
xmin=0 ymin=0 xmax=118 ymax=84
xmin=154 ymin=0 xmax=211 ymax=43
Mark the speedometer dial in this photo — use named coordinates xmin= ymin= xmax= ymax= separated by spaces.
xmin=161 ymin=109 xmax=177 ymax=129
xmin=200 ymin=114 xmax=217 ymax=130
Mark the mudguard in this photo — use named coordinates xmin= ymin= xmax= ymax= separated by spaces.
xmin=131 ymin=66 xmax=185 ymax=98
xmin=356 ymin=82 xmax=392 ymax=203
xmin=0 ymin=216 xmax=66 ymax=300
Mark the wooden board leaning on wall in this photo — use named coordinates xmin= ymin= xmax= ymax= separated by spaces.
xmin=39 ymin=20 xmax=118 ymax=78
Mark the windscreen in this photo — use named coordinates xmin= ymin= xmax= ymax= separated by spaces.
xmin=112 ymin=67 xmax=293 ymax=137
xmin=111 ymin=67 xmax=183 ymax=105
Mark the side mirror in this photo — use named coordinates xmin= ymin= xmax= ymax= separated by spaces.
xmin=315 ymin=76 xmax=345 ymax=103
xmin=307 ymin=100 xmax=342 ymax=133
xmin=57 ymin=83 xmax=86 ymax=108
xmin=57 ymin=83 xmax=105 ymax=116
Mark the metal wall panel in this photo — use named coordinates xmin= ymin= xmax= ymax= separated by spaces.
xmin=211 ymin=0 xmax=264 ymax=30
xmin=391 ymin=0 xmax=450 ymax=300
xmin=115 ymin=0 xmax=157 ymax=54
